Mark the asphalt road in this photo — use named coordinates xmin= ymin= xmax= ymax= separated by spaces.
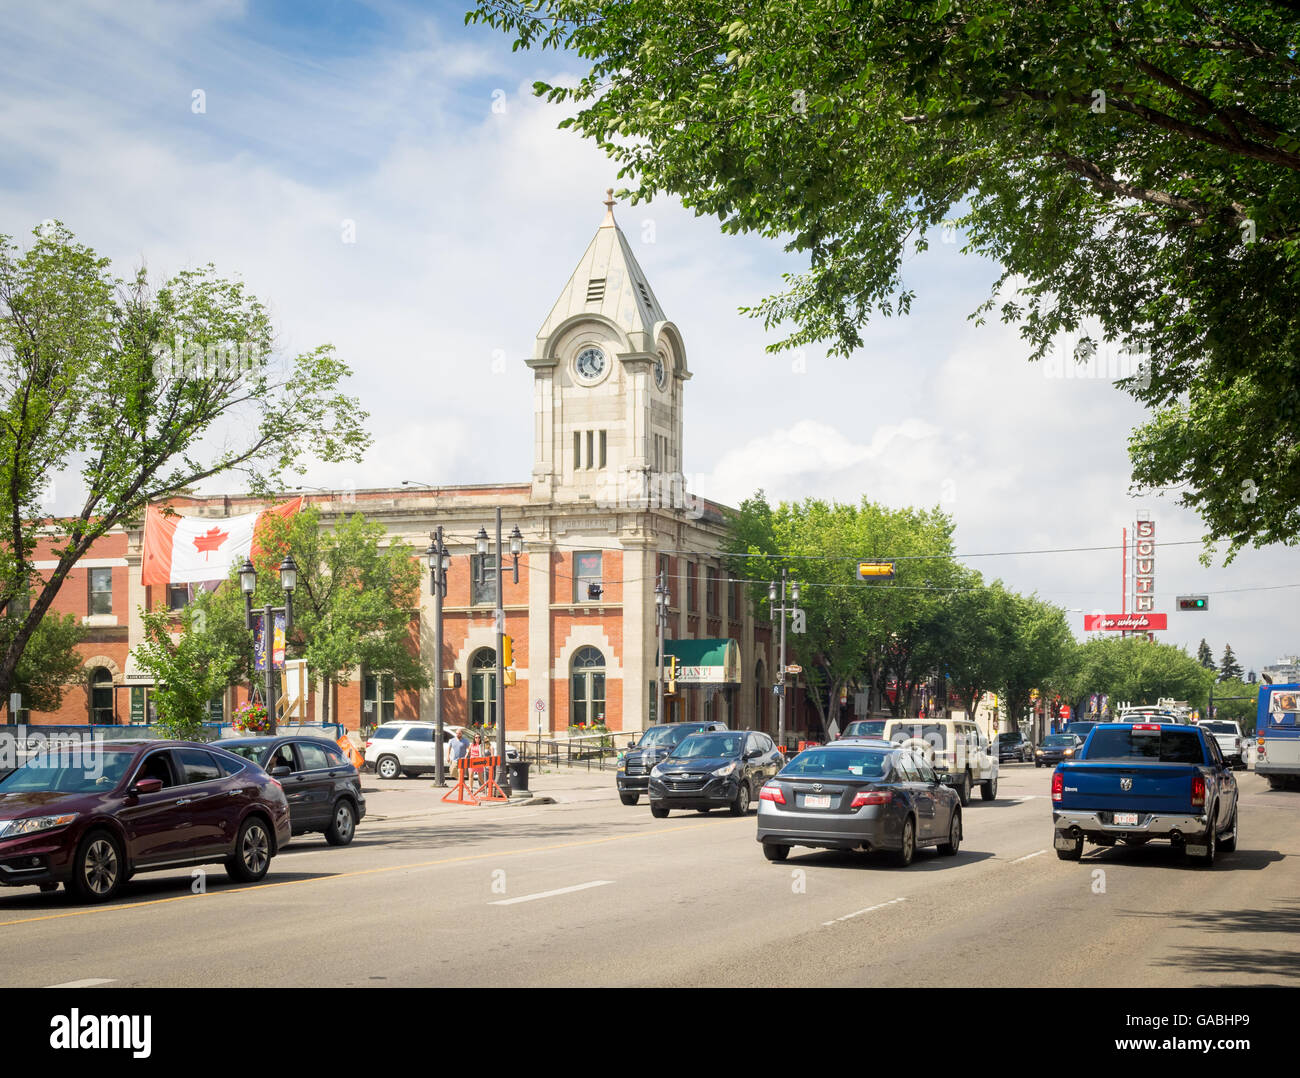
xmin=3 ymin=765 xmax=1297 ymax=988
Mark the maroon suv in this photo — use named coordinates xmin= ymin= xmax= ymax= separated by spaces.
xmin=0 ymin=740 xmax=291 ymax=902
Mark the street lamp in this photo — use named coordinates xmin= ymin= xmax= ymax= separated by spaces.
xmin=425 ymin=528 xmax=452 ymax=784
xmin=241 ymin=554 xmax=296 ymax=735
xmin=769 ymin=568 xmax=802 ymax=752
xmin=477 ymin=510 xmax=522 ymax=792
xmin=655 ymin=573 xmax=670 ymax=725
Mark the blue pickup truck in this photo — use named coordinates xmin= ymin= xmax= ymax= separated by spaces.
xmin=1051 ymin=722 xmax=1239 ymax=867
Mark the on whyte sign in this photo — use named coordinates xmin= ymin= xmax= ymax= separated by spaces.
xmin=1083 ymin=613 xmax=1169 ymax=632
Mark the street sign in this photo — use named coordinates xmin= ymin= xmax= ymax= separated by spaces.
xmin=534 ymin=698 xmax=545 ymax=711
xmin=857 ymin=561 xmax=896 ymax=580
xmin=1083 ymin=613 xmax=1168 ymax=631
xmin=785 ymin=664 xmax=802 ymax=674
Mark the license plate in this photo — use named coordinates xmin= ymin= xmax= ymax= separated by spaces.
xmin=804 ymin=794 xmax=831 ymax=809
xmin=1113 ymin=812 xmax=1139 ymax=826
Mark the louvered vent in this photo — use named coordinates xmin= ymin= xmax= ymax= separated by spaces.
xmin=637 ymin=281 xmax=652 ymax=306
xmin=586 ymin=278 xmax=606 ymax=302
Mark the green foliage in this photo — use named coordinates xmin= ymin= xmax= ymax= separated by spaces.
xmin=1218 ymin=643 xmax=1244 ymax=681
xmin=1070 ymin=635 xmax=1214 ymax=707
xmin=470 ymin=0 xmax=1300 ymax=556
xmin=0 ymin=223 xmax=370 ymax=699
xmin=0 ymin=611 xmax=85 ymax=713
xmin=1210 ymin=677 xmax=1259 ymax=731
xmin=134 ymin=591 xmax=248 ymax=740
xmin=1197 ymin=638 xmax=1216 ymax=670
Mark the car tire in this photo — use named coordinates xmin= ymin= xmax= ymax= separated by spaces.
xmin=1055 ymin=831 xmax=1083 ymax=860
xmin=376 ymin=755 xmax=400 ymax=781
xmin=325 ymin=800 xmax=357 ymax=846
xmin=1187 ymin=818 xmax=1217 ymax=867
xmin=225 ymin=816 xmax=273 ymax=883
xmin=1218 ymin=804 xmax=1238 ymax=853
xmin=1267 ymin=777 xmax=1286 ymax=790
xmin=957 ymin=772 xmax=972 ymax=806
xmin=730 ymin=782 xmax=751 ymax=817
xmin=1035 ymin=762 xmax=1042 ymax=768
xmin=69 ymin=829 xmax=125 ymax=903
xmin=981 ymin=775 xmax=997 ymax=801
xmin=619 ymin=793 xmax=639 ymax=806
xmin=650 ymin=803 xmax=669 ymax=819
xmin=938 ymin=810 xmax=961 ymax=856
xmin=893 ymin=817 xmax=916 ymax=867
xmin=762 ymin=843 xmax=789 ymax=862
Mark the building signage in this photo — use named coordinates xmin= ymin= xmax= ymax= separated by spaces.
xmin=1134 ymin=517 xmax=1155 ymax=613
xmin=1083 ymin=613 xmax=1169 ymax=631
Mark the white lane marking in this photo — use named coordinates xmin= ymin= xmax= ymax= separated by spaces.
xmin=1009 ymin=849 xmax=1047 ymax=864
xmin=822 ymin=896 xmax=906 ymax=927
xmin=1009 ymin=796 xmax=1041 ymax=802
xmin=46 ymin=978 xmax=115 ymax=988
xmin=490 ymin=880 xmax=613 ymax=906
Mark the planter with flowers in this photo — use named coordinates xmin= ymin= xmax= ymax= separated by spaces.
xmin=233 ymin=700 xmax=271 ymax=734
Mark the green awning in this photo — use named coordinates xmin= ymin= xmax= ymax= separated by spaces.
xmin=661 ymin=639 xmax=742 ymax=685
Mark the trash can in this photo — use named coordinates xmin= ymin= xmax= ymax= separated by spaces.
xmin=507 ymin=760 xmax=531 ymax=794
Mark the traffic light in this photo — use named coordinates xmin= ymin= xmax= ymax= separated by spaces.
xmin=442 ymin=671 xmax=463 ymax=689
xmin=502 ymin=635 xmax=514 ymax=667
xmin=1177 ymin=595 xmax=1209 ymax=611
xmin=856 ymin=561 xmax=896 ymax=580
xmin=666 ymin=655 xmax=678 ymax=695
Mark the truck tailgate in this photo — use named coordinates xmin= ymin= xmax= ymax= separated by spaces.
xmin=1057 ymin=762 xmax=1200 ymax=813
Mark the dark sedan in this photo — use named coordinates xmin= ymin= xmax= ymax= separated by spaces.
xmin=756 ymin=740 xmax=962 ymax=867
xmin=0 ymin=740 xmax=291 ymax=902
xmin=996 ymin=730 xmax=1033 ymax=763
xmin=617 ymin=721 xmax=727 ymax=805
xmin=648 ymin=730 xmax=783 ymax=817
xmin=1035 ymin=734 xmax=1084 ymax=767
xmin=220 ymin=736 xmax=365 ymax=845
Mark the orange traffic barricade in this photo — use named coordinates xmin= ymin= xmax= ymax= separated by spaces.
xmin=441 ymin=759 xmax=479 ymax=805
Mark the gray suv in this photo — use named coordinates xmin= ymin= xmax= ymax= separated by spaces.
xmin=617 ymin=722 xmax=727 ymax=805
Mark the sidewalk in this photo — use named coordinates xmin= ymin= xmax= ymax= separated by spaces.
xmin=359 ymin=762 xmax=620 ymax=822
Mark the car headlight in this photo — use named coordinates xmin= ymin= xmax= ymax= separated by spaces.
xmin=650 ymin=765 xmax=663 ymax=778
xmin=1035 ymin=749 xmax=1043 ymax=755
xmin=0 ymin=813 xmax=77 ymax=838
xmin=712 ymin=762 xmax=737 ymax=778
xmin=617 ymin=761 xmax=626 ymax=772
xmin=1064 ymin=748 xmax=1074 ymax=756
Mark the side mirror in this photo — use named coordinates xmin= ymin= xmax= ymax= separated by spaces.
xmin=627 ymin=741 xmax=635 ymax=749
xmin=271 ymin=766 xmax=292 ymax=778
xmin=934 ymin=772 xmax=952 ymax=785
xmin=130 ymin=778 xmax=164 ymax=797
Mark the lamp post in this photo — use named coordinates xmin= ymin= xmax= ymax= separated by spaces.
xmin=477 ymin=510 xmax=522 ymax=792
xmin=769 ymin=568 xmax=800 ymax=752
xmin=240 ymin=553 xmax=297 ymax=735
xmin=655 ymin=571 xmax=669 ymax=726
xmin=425 ymin=527 xmax=452 ymax=785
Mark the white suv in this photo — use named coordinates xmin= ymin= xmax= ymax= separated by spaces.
xmin=364 ymin=722 xmax=518 ymax=779
xmin=877 ymin=717 xmax=999 ymax=804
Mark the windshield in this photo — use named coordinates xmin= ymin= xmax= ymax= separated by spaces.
xmin=782 ymin=748 xmax=892 ymax=780
xmin=1086 ymin=728 xmax=1204 ymax=763
xmin=638 ymin=725 xmax=701 ymax=749
xmin=1044 ymin=736 xmax=1075 ymax=747
xmin=670 ymin=732 xmax=744 ymax=759
xmin=843 ymin=721 xmax=885 ymax=738
xmin=0 ymin=749 xmax=136 ymax=794
xmin=221 ymin=743 xmax=270 ymax=764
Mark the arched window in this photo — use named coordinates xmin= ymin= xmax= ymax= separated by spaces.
xmin=469 ymin=647 xmax=497 ymax=727
xmin=89 ymin=667 xmax=115 ymax=725
xmin=570 ymin=646 xmax=606 ymax=728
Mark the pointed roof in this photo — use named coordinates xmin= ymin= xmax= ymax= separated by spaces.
xmin=535 ymin=189 xmax=667 ymax=353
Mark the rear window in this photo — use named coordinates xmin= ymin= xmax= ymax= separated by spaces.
xmin=888 ymin=724 xmax=948 ymax=750
xmin=782 ymin=748 xmax=892 ymax=780
xmin=1200 ymin=722 xmax=1237 ymax=734
xmin=844 ymin=721 xmax=885 ymax=738
xmin=1086 ymin=728 xmax=1205 ymax=763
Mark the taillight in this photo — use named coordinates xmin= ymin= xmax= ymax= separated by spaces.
xmin=1131 ymin=723 xmax=1161 ymax=731
xmin=759 ymin=784 xmax=785 ymax=805
xmin=850 ymin=790 xmax=892 ymax=808
xmin=1051 ymin=772 xmax=1063 ymax=802
xmin=1191 ymin=775 xmax=1206 ymax=807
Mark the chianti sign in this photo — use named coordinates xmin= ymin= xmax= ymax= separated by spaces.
xmin=1084 ymin=613 xmax=1168 ymax=632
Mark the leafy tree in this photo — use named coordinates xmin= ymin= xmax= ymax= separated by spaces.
xmin=1071 ymin=636 xmax=1213 ymax=707
xmin=996 ymin=593 xmax=1076 ymax=737
xmin=1218 ymin=643 xmax=1244 ymax=682
xmin=1197 ymin=638 xmax=1217 ymax=670
xmin=251 ymin=506 xmax=428 ymax=723
xmin=134 ymin=590 xmax=249 ymax=740
xmin=471 ymin=0 xmax=1300 ymax=556
xmin=0 ymin=223 xmax=370 ymax=702
xmin=0 ymin=611 xmax=85 ymax=713
xmin=1209 ymin=677 xmax=1259 ymax=732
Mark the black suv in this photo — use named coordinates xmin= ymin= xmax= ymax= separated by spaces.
xmin=996 ymin=730 xmax=1032 ymax=763
xmin=617 ymin=721 xmax=727 ymax=805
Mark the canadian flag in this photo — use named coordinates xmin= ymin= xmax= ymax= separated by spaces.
xmin=142 ymin=497 xmax=303 ymax=587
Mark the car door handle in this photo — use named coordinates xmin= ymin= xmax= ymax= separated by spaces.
xmin=174 ymin=798 xmax=191 ymax=806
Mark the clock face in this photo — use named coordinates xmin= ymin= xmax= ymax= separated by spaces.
xmin=654 ymin=355 xmax=667 ymax=390
xmin=575 ymin=347 xmax=606 ymax=383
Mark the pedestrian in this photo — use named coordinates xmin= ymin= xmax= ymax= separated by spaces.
xmin=449 ymin=728 xmax=472 ymax=779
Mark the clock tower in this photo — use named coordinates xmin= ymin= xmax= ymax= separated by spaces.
xmin=527 ymin=191 xmax=690 ymax=507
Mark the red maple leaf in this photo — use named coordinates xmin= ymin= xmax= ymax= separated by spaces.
xmin=192 ymin=527 xmax=230 ymax=558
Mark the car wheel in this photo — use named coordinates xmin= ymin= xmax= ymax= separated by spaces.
xmin=619 ymin=793 xmax=639 ymax=806
xmin=376 ymin=755 xmax=400 ymax=781
xmin=1267 ymin=776 xmax=1286 ymax=790
xmin=650 ymin=803 xmax=669 ymax=819
xmin=730 ymin=782 xmax=751 ymax=816
xmin=1055 ymin=831 xmax=1083 ymax=860
xmin=1219 ymin=804 xmax=1238 ymax=853
xmin=762 ymin=843 xmax=789 ymax=862
xmin=957 ymin=772 xmax=972 ymax=806
xmin=938 ymin=810 xmax=961 ymax=856
xmin=69 ymin=830 xmax=125 ymax=903
xmin=1187 ymin=819 xmax=1217 ymax=867
xmin=325 ymin=800 xmax=357 ymax=846
xmin=225 ymin=816 xmax=273 ymax=883
xmin=893 ymin=817 xmax=916 ymax=867
xmin=981 ymin=775 xmax=997 ymax=801
xmin=1035 ymin=762 xmax=1042 ymax=768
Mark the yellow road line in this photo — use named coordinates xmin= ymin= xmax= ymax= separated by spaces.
xmin=0 ymin=818 xmax=733 ymax=929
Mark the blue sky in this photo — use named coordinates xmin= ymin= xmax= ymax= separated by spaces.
xmin=1 ymin=0 xmax=1295 ymax=673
